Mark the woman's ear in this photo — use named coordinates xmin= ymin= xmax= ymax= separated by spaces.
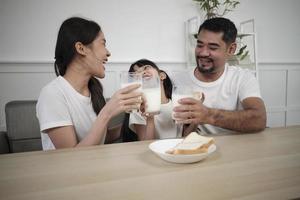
xmin=75 ymin=42 xmax=86 ymax=56
xmin=159 ymin=71 xmax=167 ymax=80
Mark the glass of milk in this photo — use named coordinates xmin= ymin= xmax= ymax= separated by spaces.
xmin=120 ymin=71 xmax=142 ymax=113
xmin=142 ymin=73 xmax=161 ymax=115
xmin=172 ymin=85 xmax=202 ymax=138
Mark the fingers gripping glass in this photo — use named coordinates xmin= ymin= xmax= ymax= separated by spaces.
xmin=120 ymin=71 xmax=142 ymax=113
xmin=172 ymin=85 xmax=202 ymax=138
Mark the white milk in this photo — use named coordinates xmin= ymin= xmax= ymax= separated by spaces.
xmin=143 ymin=88 xmax=161 ymax=114
xmin=172 ymin=94 xmax=193 ymax=121
xmin=172 ymin=92 xmax=202 ymax=121
xmin=172 ymin=94 xmax=194 ymax=107
xmin=172 ymin=92 xmax=202 ymax=107
xmin=121 ymin=82 xmax=142 ymax=91
xmin=121 ymin=81 xmax=142 ymax=112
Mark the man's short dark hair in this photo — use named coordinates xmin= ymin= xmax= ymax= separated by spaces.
xmin=198 ymin=17 xmax=237 ymax=44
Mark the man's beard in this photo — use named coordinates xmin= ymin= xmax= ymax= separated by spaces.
xmin=196 ymin=58 xmax=215 ymax=74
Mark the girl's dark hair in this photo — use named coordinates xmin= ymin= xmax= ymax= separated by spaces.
xmin=159 ymin=69 xmax=172 ymax=100
xmin=128 ymin=59 xmax=172 ymax=99
xmin=122 ymin=59 xmax=173 ymax=142
xmin=54 ymin=17 xmax=105 ymax=114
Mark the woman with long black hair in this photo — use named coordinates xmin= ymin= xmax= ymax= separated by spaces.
xmin=37 ymin=17 xmax=142 ymax=150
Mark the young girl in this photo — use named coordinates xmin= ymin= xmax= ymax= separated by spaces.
xmin=36 ymin=17 xmax=142 ymax=150
xmin=122 ymin=59 xmax=177 ymax=141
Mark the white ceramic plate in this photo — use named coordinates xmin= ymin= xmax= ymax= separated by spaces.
xmin=149 ymin=139 xmax=216 ymax=164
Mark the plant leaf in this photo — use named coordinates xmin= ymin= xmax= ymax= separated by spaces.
xmin=236 ymin=45 xmax=247 ymax=56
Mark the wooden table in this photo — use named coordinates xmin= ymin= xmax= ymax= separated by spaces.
xmin=1 ymin=126 xmax=300 ymax=200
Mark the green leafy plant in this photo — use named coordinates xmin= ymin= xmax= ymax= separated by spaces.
xmin=193 ymin=0 xmax=240 ymax=19
xmin=192 ymin=0 xmax=249 ymax=63
xmin=235 ymin=44 xmax=249 ymax=60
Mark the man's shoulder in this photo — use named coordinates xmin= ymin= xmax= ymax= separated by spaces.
xmin=227 ymin=65 xmax=253 ymax=72
xmin=226 ymin=65 xmax=254 ymax=78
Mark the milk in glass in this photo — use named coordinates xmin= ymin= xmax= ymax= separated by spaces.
xmin=143 ymin=87 xmax=161 ymax=114
xmin=172 ymin=86 xmax=202 ymax=122
xmin=120 ymin=72 xmax=142 ymax=113
xmin=142 ymin=74 xmax=161 ymax=115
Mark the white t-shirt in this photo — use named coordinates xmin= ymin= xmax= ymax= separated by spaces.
xmin=171 ymin=65 xmax=262 ymax=134
xmin=129 ymin=101 xmax=177 ymax=139
xmin=36 ymin=76 xmax=106 ymax=150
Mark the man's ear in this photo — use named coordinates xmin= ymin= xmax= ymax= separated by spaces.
xmin=159 ymin=71 xmax=167 ymax=80
xmin=74 ymin=42 xmax=86 ymax=56
xmin=228 ymin=42 xmax=237 ymax=55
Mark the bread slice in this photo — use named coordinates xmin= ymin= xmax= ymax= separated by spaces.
xmin=166 ymin=132 xmax=214 ymax=155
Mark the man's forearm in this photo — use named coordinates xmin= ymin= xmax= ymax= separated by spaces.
xmin=208 ymin=108 xmax=266 ymax=133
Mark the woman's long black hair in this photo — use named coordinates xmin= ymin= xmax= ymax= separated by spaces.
xmin=122 ymin=59 xmax=173 ymax=142
xmin=54 ymin=17 xmax=106 ymax=114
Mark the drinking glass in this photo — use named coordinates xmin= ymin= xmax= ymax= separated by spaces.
xmin=120 ymin=71 xmax=142 ymax=113
xmin=142 ymin=73 xmax=161 ymax=115
xmin=172 ymin=85 xmax=202 ymax=138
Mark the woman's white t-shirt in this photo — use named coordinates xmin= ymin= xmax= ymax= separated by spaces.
xmin=129 ymin=101 xmax=176 ymax=139
xmin=36 ymin=76 xmax=106 ymax=150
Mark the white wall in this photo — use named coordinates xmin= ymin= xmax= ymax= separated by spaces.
xmin=0 ymin=0 xmax=300 ymax=130
xmin=0 ymin=0 xmax=198 ymax=62
xmin=228 ymin=0 xmax=300 ymax=63
xmin=1 ymin=0 xmax=299 ymax=63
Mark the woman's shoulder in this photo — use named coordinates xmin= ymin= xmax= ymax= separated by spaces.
xmin=39 ymin=76 xmax=67 ymax=100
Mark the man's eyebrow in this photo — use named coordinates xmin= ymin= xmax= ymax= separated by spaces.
xmin=197 ymin=40 xmax=220 ymax=47
xmin=208 ymin=43 xmax=220 ymax=47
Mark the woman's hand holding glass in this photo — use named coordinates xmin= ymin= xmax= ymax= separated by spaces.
xmin=120 ymin=71 xmax=143 ymax=113
xmin=104 ymin=84 xmax=143 ymax=118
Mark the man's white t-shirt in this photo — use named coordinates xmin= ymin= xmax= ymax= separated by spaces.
xmin=171 ymin=64 xmax=262 ymax=134
xmin=129 ymin=101 xmax=177 ymax=139
xmin=36 ymin=76 xmax=106 ymax=150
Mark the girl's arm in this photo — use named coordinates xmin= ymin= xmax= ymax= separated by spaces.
xmin=134 ymin=116 xmax=156 ymax=140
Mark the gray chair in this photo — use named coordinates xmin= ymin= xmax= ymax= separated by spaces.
xmin=4 ymin=100 xmax=125 ymax=152
xmin=5 ymin=100 xmax=42 ymax=153
xmin=0 ymin=131 xmax=9 ymax=154
xmin=106 ymin=112 xmax=125 ymax=144
xmin=105 ymin=98 xmax=126 ymax=144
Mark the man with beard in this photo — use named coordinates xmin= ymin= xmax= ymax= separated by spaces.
xmin=172 ymin=17 xmax=266 ymax=134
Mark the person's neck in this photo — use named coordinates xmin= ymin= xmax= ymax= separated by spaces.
xmin=63 ymin=62 xmax=91 ymax=97
xmin=160 ymin=84 xmax=169 ymax=104
xmin=194 ymin=66 xmax=225 ymax=82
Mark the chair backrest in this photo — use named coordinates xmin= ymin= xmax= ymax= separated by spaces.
xmin=105 ymin=112 xmax=126 ymax=144
xmin=0 ymin=131 xmax=9 ymax=154
xmin=121 ymin=113 xmax=138 ymax=142
xmin=5 ymin=100 xmax=42 ymax=153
